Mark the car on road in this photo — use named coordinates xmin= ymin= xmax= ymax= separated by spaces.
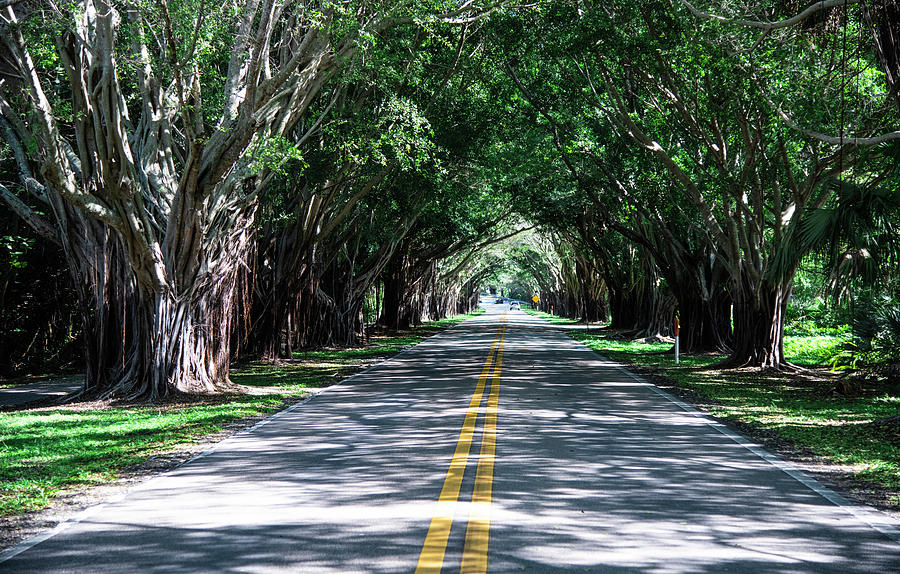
xmin=495 ymin=298 xmax=504 ymax=304
xmin=509 ymin=301 xmax=520 ymax=310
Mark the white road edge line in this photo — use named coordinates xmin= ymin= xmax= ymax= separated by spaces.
xmin=0 ymin=313 xmax=487 ymax=565
xmin=584 ymin=346 xmax=900 ymax=546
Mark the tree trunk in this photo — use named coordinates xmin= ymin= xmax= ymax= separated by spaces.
xmin=632 ymin=285 xmax=675 ymax=340
xmin=71 ymin=213 xmax=244 ymax=400
xmin=292 ymin=286 xmax=365 ymax=348
xmin=607 ymin=284 xmax=635 ymax=329
xmin=458 ymin=279 xmax=481 ymax=315
xmin=379 ymin=255 xmax=408 ymax=330
xmin=674 ymin=287 xmax=732 ymax=353
xmin=721 ymin=276 xmax=792 ymax=369
xmin=236 ymin=234 xmax=283 ymax=361
xmin=378 ymin=253 xmax=431 ymax=330
xmin=667 ymin=260 xmax=733 ymax=353
xmin=75 ymin=223 xmax=133 ymax=397
xmin=576 ymin=255 xmax=607 ymax=322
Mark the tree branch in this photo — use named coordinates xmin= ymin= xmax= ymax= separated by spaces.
xmin=678 ymin=0 xmax=861 ymax=30
xmin=0 ymin=183 xmax=58 ymax=243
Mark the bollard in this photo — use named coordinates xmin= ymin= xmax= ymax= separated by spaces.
xmin=674 ymin=316 xmax=680 ymax=364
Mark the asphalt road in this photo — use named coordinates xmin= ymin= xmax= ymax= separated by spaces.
xmin=0 ymin=376 xmax=83 ymax=408
xmin=2 ymin=304 xmax=899 ymax=573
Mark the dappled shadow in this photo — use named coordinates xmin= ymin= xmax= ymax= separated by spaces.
xmin=0 ymin=376 xmax=84 ymax=410
xmin=4 ymin=308 xmax=899 ymax=572
xmin=487 ymin=313 xmax=899 ymax=572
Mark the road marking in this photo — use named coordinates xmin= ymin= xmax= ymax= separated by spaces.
xmin=460 ymin=324 xmax=504 ymax=574
xmin=415 ymin=314 xmax=506 ymax=574
xmin=602 ymin=358 xmax=900 ymax=545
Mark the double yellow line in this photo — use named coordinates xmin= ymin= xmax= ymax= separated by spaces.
xmin=415 ymin=313 xmax=507 ymax=574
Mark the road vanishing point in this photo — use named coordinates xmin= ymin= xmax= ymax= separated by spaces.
xmin=2 ymin=303 xmax=900 ymax=573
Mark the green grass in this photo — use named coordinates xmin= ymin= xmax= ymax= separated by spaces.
xmin=783 ymin=334 xmax=851 ymax=367
xmin=0 ymin=399 xmax=286 ymax=516
xmin=571 ymin=331 xmax=900 ymax=494
xmin=521 ymin=307 xmax=581 ymax=325
xmin=0 ymin=309 xmax=483 ymax=517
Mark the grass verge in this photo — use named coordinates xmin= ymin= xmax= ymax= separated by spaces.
xmin=521 ymin=307 xmax=582 ymax=325
xmin=570 ymin=331 xmax=900 ymax=504
xmin=0 ymin=308 xmax=484 ymax=518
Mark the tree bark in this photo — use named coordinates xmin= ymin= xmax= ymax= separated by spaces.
xmin=607 ymin=283 xmax=634 ymax=329
xmin=575 ymin=254 xmax=608 ymax=322
xmin=68 ymin=204 xmax=249 ymax=399
xmin=378 ymin=253 xmax=432 ymax=330
xmin=720 ymin=275 xmax=792 ymax=369
xmin=673 ymin=284 xmax=732 ymax=353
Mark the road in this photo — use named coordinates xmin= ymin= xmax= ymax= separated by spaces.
xmin=0 ymin=376 xmax=83 ymax=408
xmin=2 ymin=303 xmax=899 ymax=572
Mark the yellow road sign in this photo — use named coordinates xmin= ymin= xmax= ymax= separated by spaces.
xmin=531 ymin=295 xmax=540 ymax=303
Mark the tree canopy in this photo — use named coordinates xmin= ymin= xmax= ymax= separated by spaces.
xmin=1 ymin=0 xmax=899 ymax=395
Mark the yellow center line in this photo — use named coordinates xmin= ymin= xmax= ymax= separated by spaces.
xmin=415 ymin=313 xmax=506 ymax=574
xmin=460 ymin=324 xmax=504 ymax=574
